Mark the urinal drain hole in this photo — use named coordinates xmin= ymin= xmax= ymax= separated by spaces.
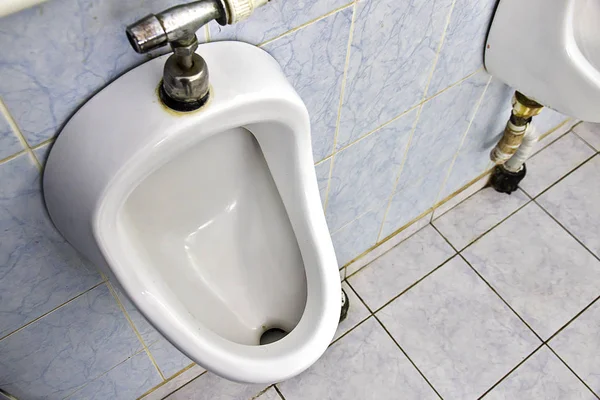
xmin=260 ymin=328 xmax=288 ymax=345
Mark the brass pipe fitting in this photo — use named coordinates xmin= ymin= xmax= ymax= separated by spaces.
xmin=490 ymin=91 xmax=544 ymax=164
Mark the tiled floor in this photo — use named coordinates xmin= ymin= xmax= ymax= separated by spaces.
xmin=158 ymin=124 xmax=600 ymax=399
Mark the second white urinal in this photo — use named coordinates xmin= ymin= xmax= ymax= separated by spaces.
xmin=43 ymin=41 xmax=341 ymax=383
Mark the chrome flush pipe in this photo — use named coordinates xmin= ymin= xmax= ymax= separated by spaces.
xmin=125 ymin=0 xmax=268 ymax=111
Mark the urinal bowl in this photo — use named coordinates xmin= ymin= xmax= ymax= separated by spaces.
xmin=43 ymin=41 xmax=341 ymax=383
xmin=485 ymin=0 xmax=600 ymax=122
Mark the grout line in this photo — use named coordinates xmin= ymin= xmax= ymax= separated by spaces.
xmin=0 ymin=280 xmax=106 ymax=342
xmin=363 ymin=254 xmax=456 ymax=315
xmin=273 ymin=384 xmax=287 ymax=400
xmin=322 ymin=1 xmax=357 ymax=212
xmin=0 ymin=149 xmax=26 ymax=165
xmin=476 ymin=344 xmax=544 ymax=399
xmin=0 ymin=96 xmax=41 ymax=170
xmin=545 ymin=295 xmax=600 ymax=344
xmin=344 ymin=208 xmax=432 ymax=278
xmin=431 ymin=169 xmax=492 ymax=220
xmin=162 ymin=370 xmax=208 ymax=399
xmin=136 ymin=362 xmax=198 ymax=399
xmin=545 ymin=344 xmax=600 ymax=400
xmin=375 ymin=105 xmax=423 ymax=242
xmin=31 ymin=137 xmax=54 ymax=150
xmin=106 ymin=282 xmax=167 ymax=381
xmin=373 ymin=315 xmax=444 ymax=399
xmin=249 ymin=385 xmax=275 ymax=400
xmin=329 ymin=207 xmax=373 ymax=236
xmin=342 ymin=279 xmax=444 ymax=398
xmin=420 ymin=0 xmax=458 ymax=100
xmin=434 ymin=75 xmax=492 ymax=206
xmin=257 ymin=2 xmax=354 ymax=48
xmin=525 ymin=153 xmax=597 ymax=203
xmin=372 ymin=68 xmax=484 ymax=242
xmin=62 ymin=347 xmax=150 ymax=399
xmin=335 ymin=67 xmax=484 ymax=163
xmin=454 ymin=196 xmax=532 ymax=252
xmin=532 ymin=195 xmax=600 ymax=265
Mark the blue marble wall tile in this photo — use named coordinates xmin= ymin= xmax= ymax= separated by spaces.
xmin=381 ymin=161 xmax=450 ymax=239
xmin=331 ymin=207 xmax=386 ymax=267
xmin=440 ymin=77 xmax=510 ymax=199
xmin=209 ymin=0 xmax=350 ymax=44
xmin=536 ymin=108 xmax=569 ymax=134
xmin=326 ymin=108 xmax=416 ymax=233
xmin=398 ymin=71 xmax=489 ymax=188
xmin=264 ymin=8 xmax=352 ymax=162
xmin=68 ymin=351 xmax=162 ymax=400
xmin=111 ymin=284 xmax=162 ymax=346
xmin=427 ymin=0 xmax=498 ymax=95
xmin=0 ymin=0 xmax=205 ymax=146
xmin=0 ymin=284 xmax=142 ymax=399
xmin=0 ymin=153 xmax=102 ymax=338
xmin=0 ymin=111 xmax=22 ymax=160
xmin=337 ymin=0 xmax=453 ymax=149
xmin=315 ymin=159 xmax=332 ymax=206
xmin=33 ymin=141 xmax=53 ymax=167
xmin=149 ymin=337 xmax=194 ymax=378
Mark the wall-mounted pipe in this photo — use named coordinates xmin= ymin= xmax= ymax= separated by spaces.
xmin=489 ymin=91 xmax=544 ymax=193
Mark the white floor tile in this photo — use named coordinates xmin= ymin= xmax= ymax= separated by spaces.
xmin=433 ymin=187 xmax=529 ymax=250
xmin=538 ymin=155 xmax=600 ymax=258
xmin=520 ymin=133 xmax=595 ymax=197
xmin=482 ymin=347 xmax=595 ymax=400
xmin=377 ymin=256 xmax=539 ymax=399
xmin=551 ymin=301 xmax=600 ymax=396
xmin=463 ymin=203 xmax=600 ymax=339
xmin=432 ymin=172 xmax=489 ymax=219
xmin=348 ymin=225 xmax=454 ymax=311
xmin=256 ymin=387 xmax=282 ymax=400
xmin=334 ymin=282 xmax=370 ymax=341
xmin=345 ymin=211 xmax=432 ymax=277
xmin=141 ymin=366 xmax=206 ymax=400
xmin=278 ymin=318 xmax=439 ymax=400
xmin=573 ymin=122 xmax=600 ymax=151
xmin=165 ymin=372 xmax=267 ymax=400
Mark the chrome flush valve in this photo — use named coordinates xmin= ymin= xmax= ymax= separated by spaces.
xmin=126 ymin=0 xmax=269 ymax=111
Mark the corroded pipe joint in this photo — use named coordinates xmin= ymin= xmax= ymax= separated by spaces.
xmin=513 ymin=91 xmax=544 ymax=119
xmin=490 ymin=91 xmax=544 ymax=164
xmin=491 ymin=120 xmax=528 ymax=163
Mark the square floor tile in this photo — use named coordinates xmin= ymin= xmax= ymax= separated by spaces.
xmin=433 ymin=187 xmax=529 ymax=250
xmin=377 ymin=256 xmax=539 ymax=399
xmin=67 ymin=351 xmax=162 ymax=400
xmin=257 ymin=387 xmax=282 ymax=400
xmin=140 ymin=365 xmax=205 ymax=400
xmin=334 ymin=283 xmax=370 ymax=341
xmin=520 ymin=133 xmax=595 ymax=197
xmin=345 ymin=211 xmax=432 ymax=277
xmin=483 ymin=347 xmax=595 ymax=400
xmin=166 ymin=372 xmax=267 ymax=400
xmin=149 ymin=337 xmax=194 ymax=379
xmin=463 ymin=203 xmax=600 ymax=339
xmin=278 ymin=318 xmax=438 ymax=400
xmin=551 ymin=300 xmax=600 ymax=396
xmin=573 ymin=122 xmax=600 ymax=151
xmin=0 ymin=284 xmax=142 ymax=399
xmin=349 ymin=225 xmax=454 ymax=311
xmin=538 ymin=155 xmax=600 ymax=258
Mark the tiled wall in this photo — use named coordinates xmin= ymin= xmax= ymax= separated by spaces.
xmin=0 ymin=0 xmax=570 ymax=398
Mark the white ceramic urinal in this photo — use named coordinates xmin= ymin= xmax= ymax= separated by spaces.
xmin=486 ymin=0 xmax=600 ymax=122
xmin=43 ymin=41 xmax=341 ymax=383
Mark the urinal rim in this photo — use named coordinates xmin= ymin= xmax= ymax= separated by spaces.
xmin=55 ymin=41 xmax=342 ymax=383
